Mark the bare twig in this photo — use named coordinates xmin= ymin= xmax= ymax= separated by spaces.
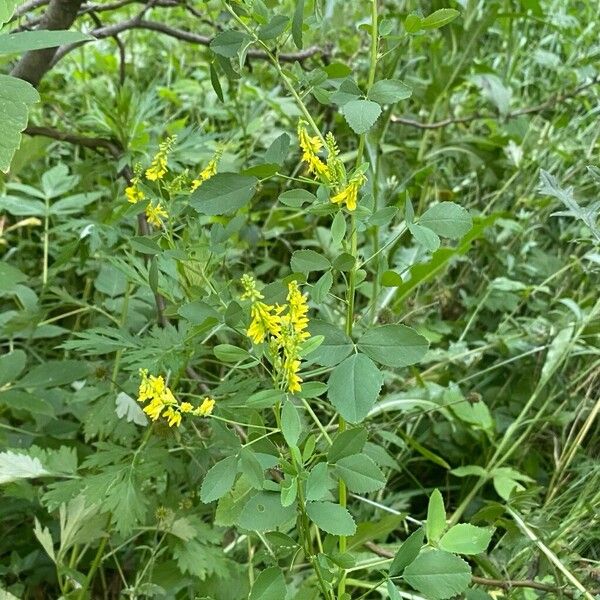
xmin=391 ymin=75 xmax=600 ymax=129
xmin=24 ymin=125 xmax=121 ymax=156
xmin=51 ymin=17 xmax=325 ymax=67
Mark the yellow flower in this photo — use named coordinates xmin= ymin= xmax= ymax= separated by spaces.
xmin=330 ymin=172 xmax=366 ymax=212
xmin=248 ymin=301 xmax=283 ymax=344
xmin=240 ymin=274 xmax=263 ymax=302
xmin=285 ymin=280 xmax=310 ymax=341
xmin=180 ymin=402 xmax=194 ymax=413
xmin=146 ymin=136 xmax=176 ymax=181
xmin=191 ymin=151 xmax=221 ymax=191
xmin=195 ymin=397 xmax=215 ymax=416
xmin=145 ymin=201 xmax=168 ymax=228
xmin=125 ymin=184 xmax=145 ymax=204
xmin=163 ymin=406 xmax=182 ymax=427
xmin=138 ymin=369 xmax=165 ymax=402
xmin=282 ymin=356 xmax=302 ymax=393
xmin=144 ymin=397 xmax=165 ymax=421
xmin=298 ymin=121 xmax=329 ymax=178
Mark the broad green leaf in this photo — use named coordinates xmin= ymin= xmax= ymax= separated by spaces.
xmin=0 ymin=194 xmax=45 ymax=215
xmin=331 ymin=78 xmax=363 ymax=106
xmin=327 ymin=353 xmax=383 ymax=423
xmin=419 ymin=202 xmax=472 ymax=239
xmin=239 ymin=448 xmax=265 ymax=490
xmin=312 ymin=270 xmax=333 ymax=303
xmin=0 ymin=0 xmax=20 ymax=26
xmin=306 ymin=462 xmax=332 ymax=501
xmin=209 ymin=62 xmax=224 ymax=101
xmin=0 ymin=74 xmax=39 ymax=174
xmin=0 ymin=31 xmax=92 ymax=55
xmin=290 ymin=249 xmax=331 ymax=273
xmin=238 ymin=491 xmax=296 ymax=531
xmin=0 ymin=349 xmax=26 ymax=386
xmin=280 ymin=476 xmax=297 ymax=507
xmin=420 ymin=8 xmax=460 ymax=30
xmin=200 ymin=455 xmax=239 ymax=503
xmin=115 ymin=392 xmax=148 ymax=426
xmin=258 ymin=15 xmax=289 ymax=40
xmin=247 ymin=389 xmax=286 ymax=409
xmin=281 ymin=400 xmax=301 ymax=447
xmin=439 ymin=524 xmax=493 ymax=555
xmin=327 ymin=427 xmax=368 ymax=463
xmin=249 ymin=567 xmax=286 ymax=600
xmin=17 ymin=360 xmax=89 ymax=388
xmin=190 ymin=173 xmax=257 ymax=215
xmin=357 ymin=324 xmax=429 ymax=368
xmin=307 ymin=321 xmax=353 ymax=367
xmin=279 ymin=188 xmax=316 ymax=207
xmin=340 ymin=99 xmax=382 ymax=134
xmin=426 ymin=489 xmax=446 ymax=543
xmin=306 ymin=501 xmax=356 ymax=536
xmin=368 ymin=79 xmax=412 ymax=104
xmin=210 ymin=30 xmax=248 ymax=57
xmin=334 ymin=454 xmax=386 ymax=493
xmin=292 ymin=0 xmax=304 ymax=49
xmin=0 ymin=390 xmax=55 ymax=417
xmin=264 ymin=132 xmax=290 ymax=165
xmin=0 ymin=451 xmax=49 ymax=484
xmin=409 ymin=223 xmax=440 ymax=251
xmin=387 ymin=581 xmax=402 ymax=600
xmin=390 ymin=528 xmax=424 ymax=576
xmin=213 ymin=344 xmax=255 ymax=363
xmin=403 ymin=550 xmax=471 ymax=600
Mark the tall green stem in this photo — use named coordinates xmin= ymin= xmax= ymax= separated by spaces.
xmin=338 ymin=4 xmax=379 ymax=598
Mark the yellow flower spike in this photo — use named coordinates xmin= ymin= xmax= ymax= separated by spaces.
xmin=191 ymin=149 xmax=222 ymax=191
xmin=144 ymin=397 xmax=165 ymax=421
xmin=125 ymin=184 xmax=145 ymax=204
xmin=195 ymin=397 xmax=215 ymax=416
xmin=330 ymin=172 xmax=367 ymax=212
xmin=145 ymin=136 xmax=176 ymax=181
xmin=247 ymin=301 xmax=283 ymax=344
xmin=240 ymin=274 xmax=263 ymax=301
xmin=145 ymin=201 xmax=168 ymax=228
xmin=298 ymin=121 xmax=329 ymax=178
xmin=180 ymin=402 xmax=194 ymax=413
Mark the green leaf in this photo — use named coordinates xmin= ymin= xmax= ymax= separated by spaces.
xmin=389 ymin=528 xmax=424 ymax=576
xmin=115 ymin=392 xmax=148 ymax=426
xmin=200 ymin=455 xmax=239 ymax=503
xmin=419 ymin=202 xmax=472 ymax=239
xmin=327 ymin=427 xmax=368 ymax=463
xmin=290 ymin=249 xmax=331 ymax=273
xmin=0 ymin=0 xmax=20 ymax=26
xmin=307 ymin=321 xmax=353 ymax=367
xmin=279 ymin=188 xmax=316 ymax=207
xmin=0 ymin=349 xmax=26 ymax=386
xmin=368 ymin=79 xmax=412 ymax=104
xmin=357 ymin=324 xmax=429 ymax=368
xmin=403 ymin=549 xmax=471 ymax=600
xmin=264 ymin=133 xmax=290 ymax=165
xmin=306 ymin=462 xmax=332 ymax=501
xmin=312 ymin=270 xmax=333 ymax=303
xmin=334 ymin=454 xmax=386 ymax=493
xmin=292 ymin=0 xmax=304 ymax=49
xmin=209 ymin=62 xmax=224 ymax=102
xmin=213 ymin=344 xmax=255 ymax=363
xmin=238 ymin=491 xmax=296 ymax=531
xmin=17 ymin=360 xmax=89 ymax=388
xmin=451 ymin=465 xmax=487 ymax=478
xmin=387 ymin=581 xmax=402 ymax=600
xmin=210 ymin=30 xmax=248 ymax=57
xmin=258 ymin=15 xmax=289 ymax=40
xmin=426 ymin=489 xmax=446 ymax=543
xmin=327 ymin=353 xmax=383 ymax=424
xmin=249 ymin=567 xmax=286 ymax=600
xmin=0 ymin=74 xmax=39 ymax=174
xmin=281 ymin=400 xmax=301 ymax=447
xmin=0 ymin=451 xmax=50 ymax=484
xmin=420 ymin=8 xmax=460 ymax=30
xmin=404 ymin=13 xmax=422 ymax=34
xmin=239 ymin=448 xmax=265 ymax=490
xmin=439 ymin=524 xmax=493 ymax=555
xmin=340 ymin=99 xmax=382 ymax=134
xmin=306 ymin=501 xmax=356 ymax=536
xmin=409 ymin=223 xmax=440 ymax=251
xmin=0 ymin=31 xmax=92 ymax=55
xmin=190 ymin=173 xmax=257 ymax=215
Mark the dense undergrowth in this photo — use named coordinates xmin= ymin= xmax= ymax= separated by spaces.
xmin=0 ymin=0 xmax=599 ymax=599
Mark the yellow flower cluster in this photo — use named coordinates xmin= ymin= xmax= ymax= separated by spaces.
xmin=145 ymin=136 xmax=176 ymax=181
xmin=330 ymin=171 xmax=367 ymax=212
xmin=297 ymin=120 xmax=365 ymax=212
xmin=145 ymin=201 xmax=168 ymax=228
xmin=191 ymin=149 xmax=222 ymax=191
xmin=125 ymin=165 xmax=146 ymax=204
xmin=241 ymin=276 xmax=311 ymax=393
xmin=137 ymin=369 xmax=215 ymax=427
